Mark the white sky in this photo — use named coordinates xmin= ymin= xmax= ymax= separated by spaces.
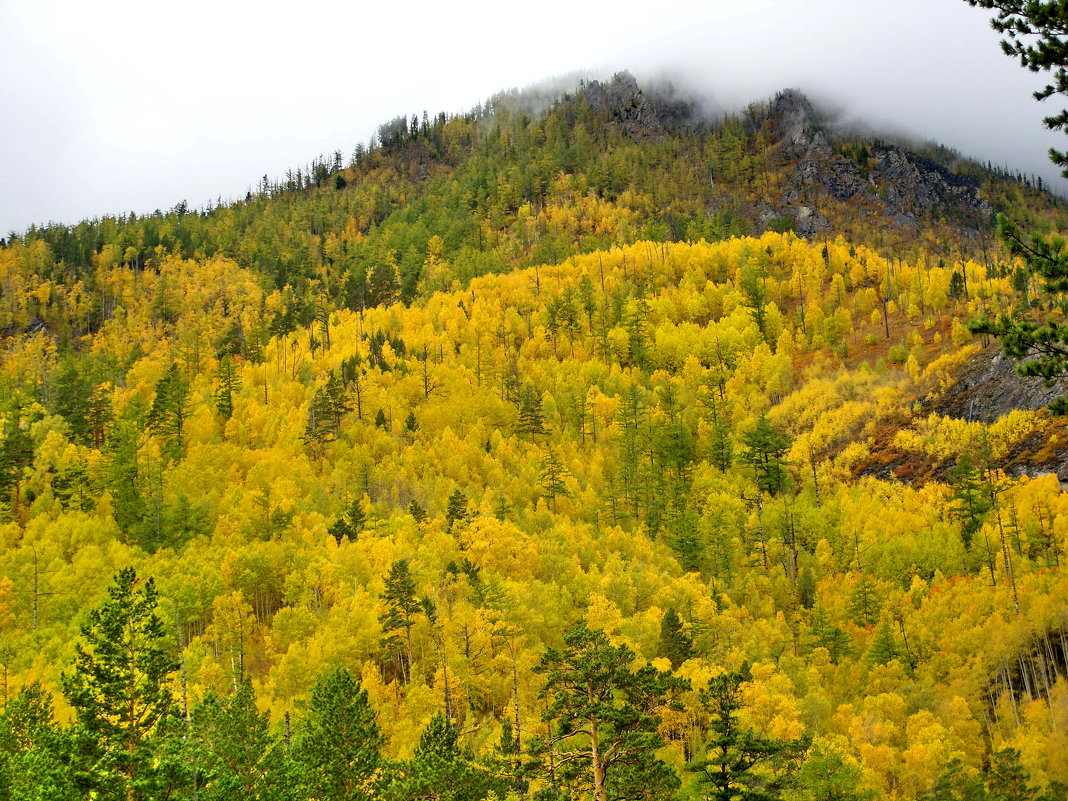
xmin=0 ymin=0 xmax=1063 ymax=235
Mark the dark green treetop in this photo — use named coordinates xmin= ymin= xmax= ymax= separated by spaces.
xmin=533 ymin=622 xmax=687 ymax=801
xmin=60 ymin=567 xmax=177 ymax=800
xmin=290 ymin=666 xmax=385 ymax=801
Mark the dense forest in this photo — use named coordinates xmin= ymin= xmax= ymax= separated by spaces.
xmin=0 ymin=74 xmax=1066 ymax=800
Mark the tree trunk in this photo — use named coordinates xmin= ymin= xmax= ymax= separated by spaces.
xmin=590 ymin=720 xmax=608 ymax=801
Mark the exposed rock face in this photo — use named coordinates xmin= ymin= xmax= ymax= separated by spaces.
xmin=764 ymin=89 xmax=993 ymax=234
xmin=935 ymin=345 xmax=1065 ymax=423
xmin=931 ymin=345 xmax=1068 ymax=486
xmin=869 ymin=145 xmax=993 ymax=224
xmin=582 ymin=73 xmax=660 ymax=140
xmin=581 ymin=72 xmax=695 ymax=141
xmin=577 ymin=78 xmax=997 ymax=241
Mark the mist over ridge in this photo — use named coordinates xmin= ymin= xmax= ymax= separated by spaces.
xmin=2 ymin=0 xmax=1064 ymax=233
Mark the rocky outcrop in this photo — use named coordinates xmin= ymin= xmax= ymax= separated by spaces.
xmin=868 ymin=145 xmax=993 ymax=225
xmin=575 ymin=78 xmax=997 ymax=241
xmin=933 ymin=345 xmax=1065 ymax=423
xmin=930 ymin=345 xmax=1068 ymax=486
xmin=581 ymin=72 xmax=695 ymax=141
xmin=758 ymin=89 xmax=993 ymax=237
xmin=582 ymin=72 xmax=659 ymax=140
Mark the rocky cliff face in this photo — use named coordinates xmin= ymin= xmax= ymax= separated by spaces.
xmin=579 ymin=80 xmax=995 ymax=240
xmin=581 ymin=72 xmax=695 ymax=141
xmin=764 ymin=89 xmax=993 ymax=236
xmin=934 ymin=345 xmax=1065 ymax=423
xmin=929 ymin=345 xmax=1068 ymax=485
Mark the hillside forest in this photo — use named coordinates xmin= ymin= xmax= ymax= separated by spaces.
xmin=0 ymin=75 xmax=1066 ymax=801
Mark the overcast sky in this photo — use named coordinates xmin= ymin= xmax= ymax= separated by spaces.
xmin=1 ymin=0 xmax=1063 ymax=235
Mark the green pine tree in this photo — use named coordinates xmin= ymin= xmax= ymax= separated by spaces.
xmin=323 ymin=372 xmax=352 ymax=437
xmin=987 ymin=747 xmax=1036 ymax=801
xmin=739 ymin=415 xmax=792 ymax=496
xmin=404 ymin=409 xmax=419 ymax=433
xmin=657 ymin=607 xmax=694 ymax=669
xmin=186 ymin=679 xmax=293 ymax=800
xmin=385 ymin=712 xmax=505 ymax=801
xmin=60 ymin=568 xmax=177 ymax=801
xmin=868 ymin=620 xmax=899 ymax=666
xmin=328 ymin=516 xmax=353 ymax=546
xmin=798 ymin=565 xmax=817 ymax=609
xmin=291 ymin=667 xmax=384 ymax=801
xmin=949 ymin=454 xmax=992 ymax=552
xmin=963 ymin=3 xmax=1068 ymax=411
xmin=52 ymin=361 xmax=92 ymax=444
xmin=214 ymin=354 xmax=241 ymax=421
xmin=847 ymin=575 xmax=882 ymax=628
xmin=517 ymin=386 xmax=547 ymax=442
xmin=0 ymin=413 xmax=33 ymax=514
xmin=446 ymin=489 xmax=468 ymax=531
xmin=809 ymin=607 xmax=852 ymax=664
xmin=0 ymin=682 xmax=77 ymax=801
xmin=689 ymin=665 xmax=809 ymax=801
xmin=539 ymin=444 xmax=569 ymax=512
xmin=379 ymin=560 xmax=423 ymax=684
xmin=146 ymin=364 xmax=190 ymax=459
xmin=533 ymin=622 xmax=687 ymax=801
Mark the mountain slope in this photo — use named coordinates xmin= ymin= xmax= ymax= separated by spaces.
xmin=0 ymin=73 xmax=1066 ymax=800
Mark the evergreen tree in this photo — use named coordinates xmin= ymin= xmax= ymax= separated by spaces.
xmin=340 ymin=354 xmax=365 ymax=420
xmin=303 ymin=389 xmax=333 ymax=456
xmin=60 ymin=567 xmax=177 ymax=800
xmin=987 ymin=747 xmax=1036 ymax=801
xmin=379 ymin=560 xmax=422 ymax=683
xmin=385 ymin=712 xmax=505 ymax=801
xmin=517 ymin=386 xmax=547 ymax=442
xmin=948 ymin=270 xmax=967 ymax=300
xmin=404 ymin=409 xmax=419 ymax=433
xmin=214 ymin=354 xmax=241 ymax=421
xmin=949 ymin=454 xmax=992 ymax=551
xmin=533 ymin=622 xmax=687 ymax=801
xmin=965 ymin=1 xmax=1068 ymax=175
xmin=186 ymin=679 xmax=293 ymax=801
xmin=0 ymin=682 xmax=77 ymax=801
xmin=847 ymin=575 xmax=882 ymax=628
xmin=146 ymin=364 xmax=190 ymax=458
xmin=794 ymin=744 xmax=874 ymax=801
xmin=689 ymin=666 xmax=809 ymax=801
xmin=86 ymin=383 xmax=114 ymax=450
xmin=668 ymin=511 xmax=706 ymax=573
xmin=291 ymin=667 xmax=384 ymax=801
xmin=797 ymin=565 xmax=817 ymax=609
xmin=0 ymin=414 xmax=33 ymax=513
xmin=408 ymin=499 xmax=427 ymax=523
xmin=868 ymin=620 xmax=899 ymax=666
xmin=932 ymin=757 xmax=987 ymax=801
xmin=52 ymin=361 xmax=92 ymax=443
xmin=809 ymin=608 xmax=852 ymax=664
xmin=329 ymin=497 xmax=366 ymax=545
xmin=328 ymin=516 xmax=353 ymax=545
xmin=706 ymin=399 xmax=734 ymax=473
xmin=740 ymin=269 xmax=769 ymax=343
xmin=322 ymin=372 xmax=352 ymax=437
xmin=739 ymin=415 xmax=792 ymax=496
xmin=657 ymin=607 xmax=694 ymax=669
xmin=446 ymin=488 xmax=469 ymax=531
xmin=540 ymin=444 xmax=569 ymax=512
xmin=615 ymin=385 xmax=646 ymax=515
xmin=104 ymin=405 xmax=147 ymax=539
xmin=624 ymin=297 xmax=651 ymax=369
xmin=964 ymin=2 xmax=1068 ymax=410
